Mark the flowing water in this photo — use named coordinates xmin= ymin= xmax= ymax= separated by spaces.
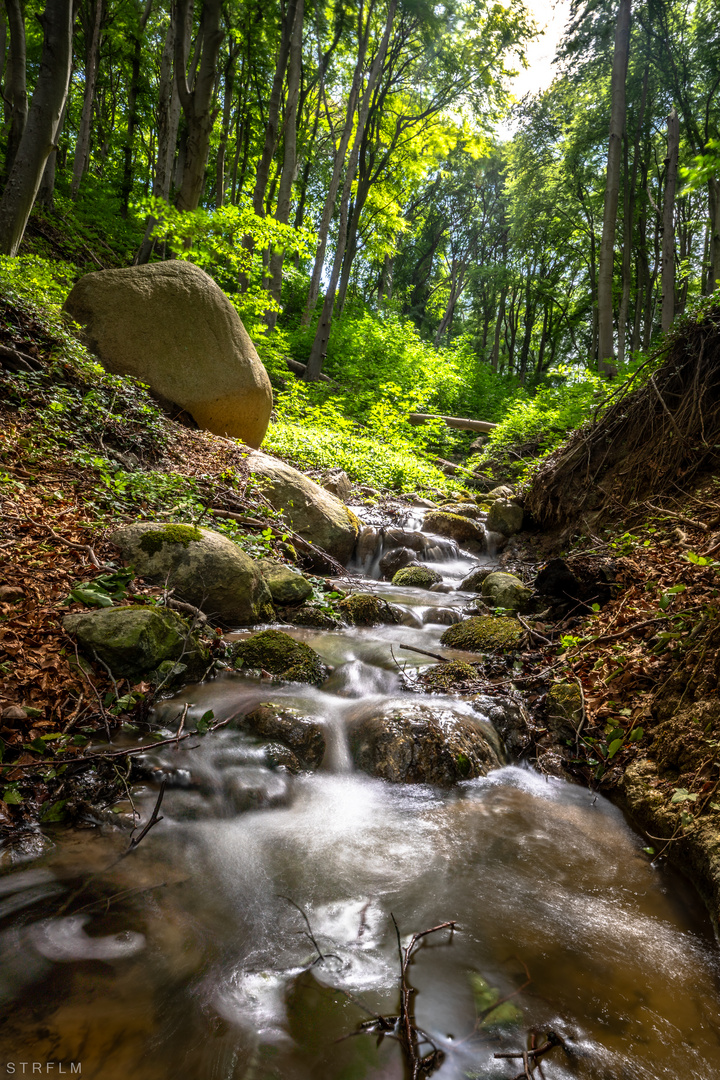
xmin=1 ymin=507 xmax=720 ymax=1078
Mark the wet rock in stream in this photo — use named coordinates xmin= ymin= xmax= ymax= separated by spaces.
xmin=481 ymin=571 xmax=532 ymax=613
xmin=378 ymin=546 xmax=420 ymax=579
xmin=440 ymin=615 xmax=523 ymax=652
xmin=238 ymin=704 xmax=326 ymax=769
xmin=347 ymin=701 xmax=503 ymax=784
xmin=391 ymin=565 xmax=443 ymax=588
xmin=422 ymin=511 xmax=486 ymax=552
xmin=337 ymin=593 xmax=402 ymax=626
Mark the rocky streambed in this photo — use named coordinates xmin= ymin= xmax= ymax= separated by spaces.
xmin=1 ymin=498 xmax=720 ymax=1078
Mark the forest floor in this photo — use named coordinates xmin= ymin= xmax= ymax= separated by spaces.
xmin=3 ymin=279 xmax=720 ymax=927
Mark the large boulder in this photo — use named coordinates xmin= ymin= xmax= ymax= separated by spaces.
xmin=109 ymin=522 xmax=274 ymax=626
xmin=63 ymin=261 xmax=273 ymax=447
xmin=486 ymin=498 xmax=524 ymax=537
xmin=246 ymin=451 xmax=359 ymax=564
xmin=63 ymin=605 xmax=205 ymax=680
xmin=254 ymin=558 xmax=313 ymax=605
xmin=347 ymin=701 xmax=503 ymax=784
xmin=481 ymin=571 xmax=532 ymax=613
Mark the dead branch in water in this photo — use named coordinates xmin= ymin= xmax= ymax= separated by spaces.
xmin=494 ymin=1029 xmax=569 ymax=1079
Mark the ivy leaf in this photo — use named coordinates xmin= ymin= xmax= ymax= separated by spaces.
xmin=671 ymin=788 xmax=698 ymax=803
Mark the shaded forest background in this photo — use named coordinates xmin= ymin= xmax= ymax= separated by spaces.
xmin=0 ymin=0 xmax=718 ymax=491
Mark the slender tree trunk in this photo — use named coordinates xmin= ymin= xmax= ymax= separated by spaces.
xmin=37 ymin=90 xmax=67 ymax=206
xmin=175 ymin=0 xmax=224 ymax=213
xmin=214 ymin=42 xmax=237 ymax=207
xmin=0 ymin=0 xmax=74 ymax=256
xmin=3 ymin=0 xmax=27 ymax=177
xmin=120 ymin=0 xmax=152 ymax=216
xmin=304 ymin=0 xmax=397 ymax=380
xmin=661 ymin=107 xmax=679 ymax=332
xmin=70 ymin=0 xmax=102 ymax=198
xmin=618 ymin=64 xmax=648 ymax=364
xmin=252 ymin=0 xmax=299 ymax=216
xmin=491 ymin=287 xmax=506 ymax=371
xmin=265 ymin=0 xmax=304 ymax=328
xmin=0 ymin=8 xmax=7 ymax=98
xmin=301 ymin=3 xmax=376 ymax=326
xmin=708 ymin=178 xmax=720 ymax=293
xmin=597 ymin=0 xmax=631 ymax=375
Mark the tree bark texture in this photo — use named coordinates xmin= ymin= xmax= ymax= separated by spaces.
xmin=266 ymin=0 xmax=304 ymax=327
xmin=252 ymin=0 xmax=298 ymax=217
xmin=70 ymin=0 xmax=103 ymax=199
xmin=0 ymin=0 xmax=74 ymax=256
xmin=597 ymin=0 xmax=631 ymax=374
xmin=3 ymin=0 xmax=28 ymax=177
xmin=174 ymin=0 xmax=224 ymax=213
xmin=661 ymin=107 xmax=679 ymax=332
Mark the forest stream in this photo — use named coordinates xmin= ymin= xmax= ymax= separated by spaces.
xmin=1 ymin=507 xmax=720 ymax=1079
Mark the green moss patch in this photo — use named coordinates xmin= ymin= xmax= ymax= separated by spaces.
xmin=440 ymin=616 xmax=522 ymax=652
xmin=232 ymin=629 xmax=329 ymax=686
xmin=421 ymin=660 xmax=478 ymax=692
xmin=391 ymin=566 xmax=442 ymax=588
xmin=139 ymin=523 xmax=202 ymax=556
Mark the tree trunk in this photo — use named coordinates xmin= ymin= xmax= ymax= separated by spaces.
xmin=251 ymin=0 xmax=299 ymax=217
xmin=304 ymin=0 xmax=397 ymax=380
xmin=37 ymin=90 xmax=67 ymax=206
xmin=175 ymin=0 xmax=224 ymax=213
xmin=3 ymin=0 xmax=27 ymax=177
xmin=0 ymin=0 xmax=74 ymax=256
xmin=708 ymin=178 xmax=720 ymax=293
xmin=70 ymin=0 xmax=102 ymax=199
xmin=266 ymin=0 xmax=304 ymax=329
xmin=597 ymin=0 xmax=631 ymax=375
xmin=214 ymin=40 xmax=238 ymax=208
xmin=301 ymin=3 xmax=376 ymax=326
xmin=491 ymin=287 xmax=506 ymax=371
xmin=617 ymin=64 xmax=648 ymax=365
xmin=120 ymin=0 xmax=152 ymax=216
xmin=661 ymin=107 xmax=679 ymax=332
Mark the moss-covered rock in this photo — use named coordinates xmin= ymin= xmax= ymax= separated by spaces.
xmin=255 ymin=558 xmax=313 ymax=605
xmin=486 ymin=498 xmax=524 ymax=537
xmin=481 ymin=571 xmax=532 ymax=613
xmin=63 ymin=605 xmax=206 ymax=680
xmin=338 ymin=593 xmax=401 ymax=626
xmin=421 ymin=660 xmax=478 ymax=692
xmin=110 ymin=522 xmax=274 ymax=626
xmin=440 ymin=616 xmax=523 ymax=652
xmin=139 ymin=523 xmax=202 ymax=556
xmin=459 ymin=566 xmax=493 ymax=592
xmin=240 ymin=703 xmax=326 ymax=769
xmin=439 ymin=503 xmax=484 ymax=520
xmin=232 ymin=629 xmax=329 ymax=685
xmin=391 ymin=566 xmax=442 ymax=588
xmin=282 ymin=605 xmax=343 ymax=629
xmin=545 ymin=681 xmax=583 ymax=742
xmin=347 ymin=701 xmax=503 ymax=785
xmin=422 ymin=511 xmax=485 ymax=549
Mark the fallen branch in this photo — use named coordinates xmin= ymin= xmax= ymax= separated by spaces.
xmin=399 ymin=643 xmax=449 ymax=663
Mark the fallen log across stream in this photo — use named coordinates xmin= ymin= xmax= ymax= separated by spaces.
xmin=407 ymin=412 xmax=498 ymax=433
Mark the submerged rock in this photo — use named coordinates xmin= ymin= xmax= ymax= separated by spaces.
xmin=110 ymin=522 xmax=274 ymax=626
xmin=347 ymin=701 xmax=502 ymax=784
xmin=239 ymin=704 xmax=326 ymax=769
xmin=379 ymin=547 xmax=420 ymax=579
xmin=63 ymin=605 xmax=206 ymax=680
xmin=440 ymin=616 xmax=523 ymax=652
xmin=422 ymin=511 xmax=485 ymax=550
xmin=481 ymin=571 xmax=532 ymax=613
xmin=391 ymin=566 xmax=442 ymax=588
xmin=486 ymin=498 xmax=524 ymax=537
xmin=232 ymin=629 xmax=329 ymax=685
xmin=222 ymin=767 xmax=291 ymax=812
xmin=255 ymin=558 xmax=313 ymax=605
xmin=338 ymin=593 xmax=401 ymax=626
